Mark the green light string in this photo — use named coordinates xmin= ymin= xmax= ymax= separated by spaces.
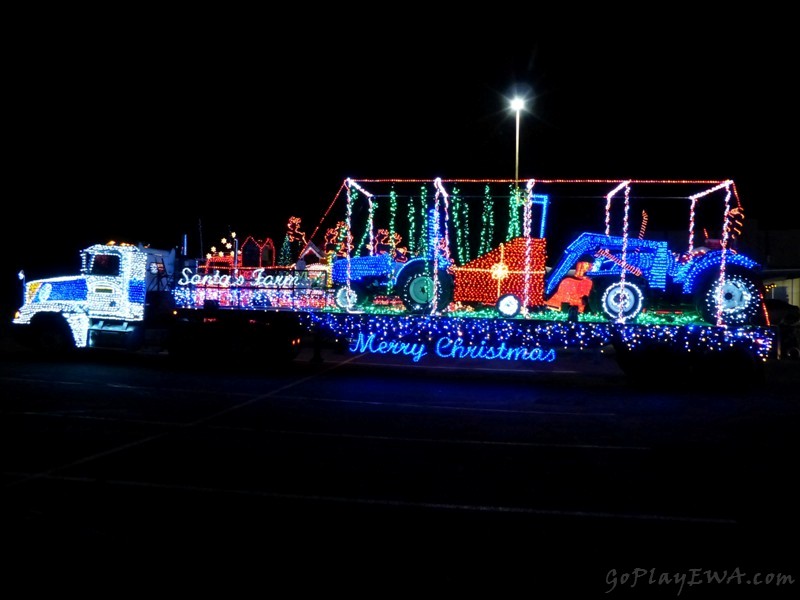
xmin=451 ymin=186 xmax=470 ymax=266
xmin=337 ymin=221 xmax=351 ymax=255
xmin=507 ymin=184 xmax=522 ymax=240
xmin=479 ymin=184 xmax=495 ymax=255
xmin=356 ymin=192 xmax=375 ymax=257
xmin=389 ymin=187 xmax=398 ymax=253
xmin=318 ymin=301 xmax=707 ymax=326
xmin=418 ymin=185 xmax=428 ymax=257
xmin=278 ymin=235 xmax=292 ymax=266
xmin=451 ymin=187 xmax=461 ymax=265
xmin=460 ymin=189 xmax=470 ymax=263
xmin=408 ymin=196 xmax=416 ymax=255
xmin=387 ymin=187 xmax=398 ymax=294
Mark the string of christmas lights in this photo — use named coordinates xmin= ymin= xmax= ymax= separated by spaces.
xmin=715 ymin=183 xmax=732 ymax=327
xmin=479 ymin=185 xmax=495 ymax=255
xmin=507 ymin=183 xmax=522 ymax=240
xmin=522 ymin=179 xmax=535 ymax=315
xmin=618 ymin=183 xmax=631 ymax=323
xmin=435 ymin=177 xmax=451 ymax=261
xmin=452 ymin=186 xmax=471 ymax=265
xmin=431 ymin=179 xmax=444 ymax=315
xmin=408 ymin=195 xmax=416 ymax=255
xmin=302 ymin=312 xmax=774 ymax=362
xmin=345 ymin=181 xmax=355 ymax=295
xmin=418 ymin=185 xmax=428 ymax=257
xmin=389 ymin=187 xmax=398 ymax=257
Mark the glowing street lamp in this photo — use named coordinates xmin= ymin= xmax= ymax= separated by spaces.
xmin=510 ymin=97 xmax=525 ymax=195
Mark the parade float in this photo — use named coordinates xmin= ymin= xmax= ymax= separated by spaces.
xmin=11 ymin=176 xmax=775 ymax=379
xmin=298 ymin=177 xmax=773 ymax=377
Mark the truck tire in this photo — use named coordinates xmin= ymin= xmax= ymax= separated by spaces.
xmin=696 ymin=268 xmax=765 ymax=326
xmin=30 ymin=313 xmax=76 ymax=355
xmin=598 ymin=279 xmax=645 ymax=321
xmin=396 ymin=262 xmax=453 ymax=314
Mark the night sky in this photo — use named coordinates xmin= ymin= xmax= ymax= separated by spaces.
xmin=4 ymin=13 xmax=796 ymax=314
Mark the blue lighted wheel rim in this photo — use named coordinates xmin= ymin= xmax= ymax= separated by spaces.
xmin=601 ymin=281 xmax=644 ymax=321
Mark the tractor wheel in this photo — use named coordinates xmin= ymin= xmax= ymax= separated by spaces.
xmin=696 ymin=268 xmax=765 ymax=326
xmin=496 ymin=294 xmax=522 ymax=318
xmin=598 ymin=279 xmax=645 ymax=321
xmin=334 ymin=285 xmax=366 ymax=310
xmin=396 ymin=262 xmax=453 ymax=314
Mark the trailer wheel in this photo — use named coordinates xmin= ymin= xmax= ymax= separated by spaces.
xmin=696 ymin=268 xmax=764 ymax=326
xmin=599 ymin=280 xmax=644 ymax=321
xmin=396 ymin=262 xmax=453 ymax=314
xmin=496 ymin=294 xmax=522 ymax=317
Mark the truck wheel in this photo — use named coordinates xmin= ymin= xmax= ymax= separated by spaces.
xmin=496 ymin=294 xmax=522 ymax=317
xmin=696 ymin=269 xmax=764 ymax=326
xmin=396 ymin=262 xmax=453 ymax=314
xmin=599 ymin=280 xmax=644 ymax=321
xmin=30 ymin=314 xmax=76 ymax=355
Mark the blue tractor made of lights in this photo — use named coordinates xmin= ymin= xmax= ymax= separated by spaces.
xmin=543 ymin=232 xmax=765 ymax=325
xmin=330 ymin=209 xmax=454 ymax=314
xmin=329 ymin=182 xmax=766 ymax=326
xmin=332 ymin=226 xmax=765 ymax=325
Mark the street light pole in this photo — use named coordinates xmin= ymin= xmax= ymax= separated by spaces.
xmin=18 ymin=269 xmax=25 ymax=306
xmin=511 ymin=98 xmax=525 ymax=197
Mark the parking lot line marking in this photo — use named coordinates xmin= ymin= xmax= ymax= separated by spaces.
xmin=2 ymin=355 xmax=362 ymax=490
xmin=350 ymin=361 xmax=584 ymax=374
xmin=7 ymin=411 xmax=180 ymax=427
xmin=269 ymin=393 xmax=619 ymax=417
xmin=0 ymin=376 xmax=83 ymax=385
xmin=29 ymin=473 xmax=737 ymax=526
xmin=209 ymin=424 xmax=651 ymax=451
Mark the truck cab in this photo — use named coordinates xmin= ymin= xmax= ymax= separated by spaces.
xmin=13 ymin=243 xmax=175 ymax=351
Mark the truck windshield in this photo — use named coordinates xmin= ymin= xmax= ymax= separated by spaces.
xmin=89 ymin=254 xmax=120 ymax=276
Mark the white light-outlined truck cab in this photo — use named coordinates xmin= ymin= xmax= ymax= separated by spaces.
xmin=13 ymin=243 xmax=175 ymax=352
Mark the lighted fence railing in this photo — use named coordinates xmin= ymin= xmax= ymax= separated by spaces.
xmin=172 ymin=266 xmax=332 ymax=310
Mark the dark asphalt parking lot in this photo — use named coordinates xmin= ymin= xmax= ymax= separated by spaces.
xmin=2 ymin=331 xmax=799 ymax=596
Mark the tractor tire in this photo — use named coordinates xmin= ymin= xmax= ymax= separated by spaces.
xmin=334 ymin=285 xmax=363 ymax=310
xmin=695 ymin=268 xmax=765 ymax=326
xmin=596 ymin=279 xmax=645 ymax=321
xmin=496 ymin=294 xmax=522 ymax=318
xmin=396 ymin=262 xmax=454 ymax=314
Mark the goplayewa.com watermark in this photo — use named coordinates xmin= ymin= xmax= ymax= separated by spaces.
xmin=606 ymin=567 xmax=795 ymax=596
